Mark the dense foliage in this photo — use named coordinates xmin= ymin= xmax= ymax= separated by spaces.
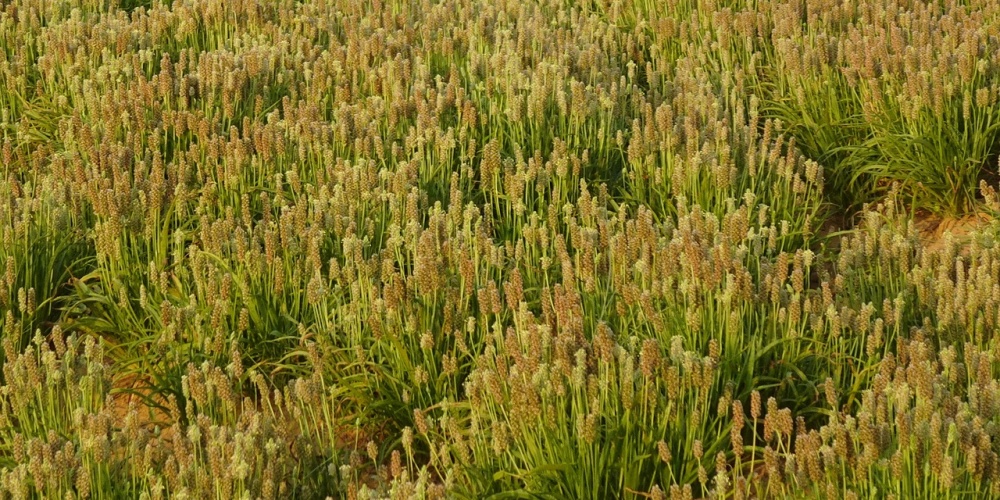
xmin=2 ymin=0 xmax=1000 ymax=498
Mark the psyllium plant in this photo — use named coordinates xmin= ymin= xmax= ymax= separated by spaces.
xmin=750 ymin=0 xmax=1000 ymax=216
xmin=0 ymin=174 xmax=93 ymax=356
xmin=439 ymin=324 xmax=728 ymax=498
xmin=0 ymin=328 xmax=353 ymax=499
xmin=5 ymin=0 xmax=1000 ymax=497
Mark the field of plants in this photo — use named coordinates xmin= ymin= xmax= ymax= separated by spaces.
xmin=2 ymin=0 xmax=1000 ymax=498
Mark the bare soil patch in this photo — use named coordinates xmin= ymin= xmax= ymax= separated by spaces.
xmin=912 ymin=211 xmax=992 ymax=254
